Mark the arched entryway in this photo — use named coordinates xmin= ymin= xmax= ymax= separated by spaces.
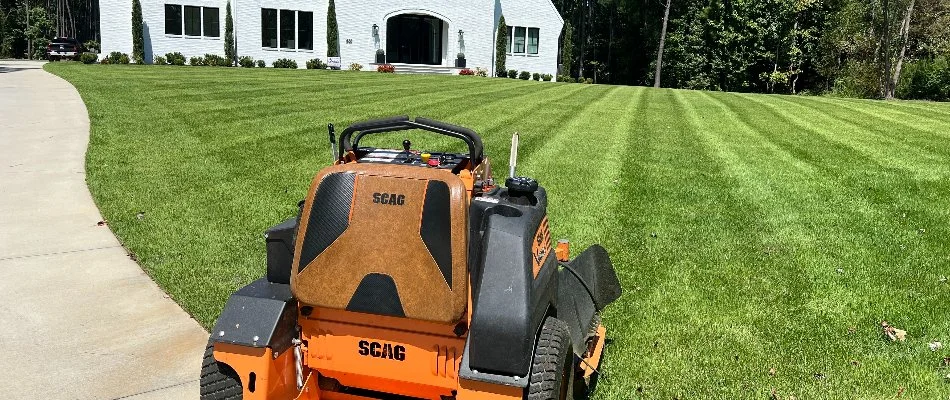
xmin=386 ymin=13 xmax=447 ymax=65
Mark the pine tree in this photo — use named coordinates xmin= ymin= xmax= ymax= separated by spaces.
xmin=326 ymin=0 xmax=339 ymax=57
xmin=131 ymin=0 xmax=143 ymax=63
xmin=495 ymin=15 xmax=507 ymax=77
xmin=224 ymin=1 xmax=235 ymax=65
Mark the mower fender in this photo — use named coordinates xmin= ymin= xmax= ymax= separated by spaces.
xmin=211 ymin=278 xmax=297 ymax=354
xmin=556 ymin=245 xmax=622 ymax=356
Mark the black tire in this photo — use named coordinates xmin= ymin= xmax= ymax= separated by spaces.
xmin=200 ymin=340 xmax=243 ymax=400
xmin=527 ymin=317 xmax=574 ymax=400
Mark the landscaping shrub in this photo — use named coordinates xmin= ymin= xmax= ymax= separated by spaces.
xmin=188 ymin=56 xmax=202 ymax=66
xmin=507 ymin=69 xmax=517 ymax=79
xmin=349 ymin=63 xmax=363 ymax=71
xmin=475 ymin=67 xmax=488 ymax=77
xmin=377 ymin=64 xmax=395 ymax=73
xmin=306 ymin=58 xmax=327 ymax=69
xmin=153 ymin=55 xmax=166 ymax=65
xmin=83 ymin=40 xmax=100 ymax=54
xmin=532 ymin=72 xmax=540 ymax=81
xmin=256 ymin=60 xmax=266 ymax=68
xmin=165 ymin=52 xmax=186 ymax=66
xmin=495 ymin=15 xmax=507 ymax=77
xmin=519 ymin=71 xmax=530 ymax=80
xmin=459 ymin=68 xmax=474 ymax=76
xmin=204 ymin=53 xmax=228 ymax=67
xmin=238 ymin=56 xmax=254 ymax=68
xmin=99 ymin=58 xmax=110 ymax=65
xmin=79 ymin=52 xmax=98 ymax=64
xmin=224 ymin=1 xmax=236 ymax=65
xmin=273 ymin=58 xmax=298 ymax=68
xmin=326 ymin=0 xmax=339 ymax=57
xmin=118 ymin=54 xmax=130 ymax=64
xmin=542 ymin=74 xmax=553 ymax=81
xmin=107 ymin=51 xmax=126 ymax=64
xmin=131 ymin=0 xmax=144 ymax=63
xmin=584 ymin=78 xmax=593 ymax=84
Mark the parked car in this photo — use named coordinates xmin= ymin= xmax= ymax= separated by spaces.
xmin=47 ymin=37 xmax=83 ymax=61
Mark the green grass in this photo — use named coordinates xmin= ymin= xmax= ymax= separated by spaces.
xmin=46 ymin=63 xmax=950 ymax=399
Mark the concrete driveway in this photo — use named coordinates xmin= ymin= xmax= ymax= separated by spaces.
xmin=0 ymin=60 xmax=207 ymax=399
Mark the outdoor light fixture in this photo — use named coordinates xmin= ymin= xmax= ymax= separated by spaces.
xmin=458 ymin=29 xmax=464 ymax=40
xmin=372 ymin=24 xmax=379 ymax=37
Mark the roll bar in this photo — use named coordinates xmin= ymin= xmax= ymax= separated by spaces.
xmin=338 ymin=116 xmax=484 ymax=162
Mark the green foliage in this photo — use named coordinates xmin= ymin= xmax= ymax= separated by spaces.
xmin=306 ymin=58 xmax=326 ymax=69
xmin=165 ymin=52 xmax=186 ymax=66
xmin=80 ymin=52 xmax=98 ymax=64
xmin=507 ymin=69 xmax=517 ymax=79
xmin=326 ymin=0 xmax=339 ymax=57
xmin=131 ymin=0 xmax=143 ymax=63
xmin=256 ymin=59 xmax=266 ymax=68
xmin=107 ymin=51 xmax=127 ymax=64
xmin=189 ymin=56 xmax=204 ymax=66
xmin=84 ymin=40 xmax=100 ymax=54
xmin=561 ymin=22 xmax=574 ymax=78
xmin=118 ymin=54 xmax=130 ymax=64
xmin=495 ymin=15 xmax=507 ymax=77
xmin=224 ymin=2 xmax=235 ymax=65
xmin=152 ymin=55 xmax=166 ymax=65
xmin=897 ymin=56 xmax=950 ymax=101
xmin=348 ymin=63 xmax=363 ymax=71
xmin=519 ymin=71 xmax=530 ymax=80
xmin=542 ymin=74 xmax=553 ymax=82
xmin=272 ymin=58 xmax=297 ymax=69
xmin=204 ymin=53 xmax=227 ymax=67
xmin=238 ymin=56 xmax=254 ymax=68
xmin=25 ymin=7 xmax=53 ymax=59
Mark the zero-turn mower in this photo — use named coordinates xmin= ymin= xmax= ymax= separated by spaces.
xmin=201 ymin=116 xmax=622 ymax=400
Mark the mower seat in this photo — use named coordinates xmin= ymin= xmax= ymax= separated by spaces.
xmin=291 ymin=163 xmax=469 ymax=324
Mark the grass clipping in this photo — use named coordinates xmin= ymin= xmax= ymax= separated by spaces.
xmin=881 ymin=321 xmax=907 ymax=342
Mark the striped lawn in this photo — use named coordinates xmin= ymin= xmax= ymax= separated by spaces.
xmin=47 ymin=63 xmax=950 ymax=399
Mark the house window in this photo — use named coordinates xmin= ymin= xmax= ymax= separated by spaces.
xmin=262 ymin=8 xmax=278 ymax=48
xmin=513 ymin=27 xmax=526 ymax=54
xmin=164 ymin=5 xmax=182 ymax=35
xmin=298 ymin=12 xmax=313 ymax=51
xmin=527 ymin=28 xmax=539 ymax=54
xmin=203 ymin=7 xmax=220 ymax=37
xmin=280 ymin=10 xmax=295 ymax=49
xmin=184 ymin=6 xmax=201 ymax=36
xmin=507 ymin=26 xmax=513 ymax=54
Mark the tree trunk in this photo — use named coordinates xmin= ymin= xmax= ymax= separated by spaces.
xmin=887 ymin=0 xmax=915 ymax=99
xmin=654 ymin=0 xmax=671 ymax=88
xmin=579 ymin=0 xmax=586 ymax=79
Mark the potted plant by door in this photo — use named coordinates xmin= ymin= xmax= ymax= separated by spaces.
xmin=376 ymin=49 xmax=386 ymax=64
xmin=455 ymin=52 xmax=466 ymax=68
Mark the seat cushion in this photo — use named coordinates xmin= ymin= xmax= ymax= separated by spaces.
xmin=291 ymin=163 xmax=469 ymax=324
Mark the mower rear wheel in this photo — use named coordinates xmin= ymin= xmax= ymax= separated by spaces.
xmin=527 ymin=317 xmax=574 ymax=400
xmin=200 ymin=341 xmax=243 ymax=400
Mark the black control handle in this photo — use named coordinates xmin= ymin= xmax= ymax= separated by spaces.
xmin=337 ymin=116 xmax=484 ymax=163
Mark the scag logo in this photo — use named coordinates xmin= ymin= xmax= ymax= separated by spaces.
xmin=372 ymin=192 xmax=406 ymax=206
xmin=358 ymin=340 xmax=406 ymax=361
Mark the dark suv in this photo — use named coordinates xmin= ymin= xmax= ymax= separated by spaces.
xmin=47 ymin=37 xmax=82 ymax=61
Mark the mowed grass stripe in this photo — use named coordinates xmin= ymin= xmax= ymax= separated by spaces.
xmin=46 ymin=64 xmax=950 ymax=399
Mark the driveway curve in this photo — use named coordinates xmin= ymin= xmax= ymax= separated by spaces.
xmin=0 ymin=60 xmax=206 ymax=399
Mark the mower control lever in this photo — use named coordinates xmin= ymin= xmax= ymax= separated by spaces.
xmin=402 ymin=139 xmax=411 ymax=151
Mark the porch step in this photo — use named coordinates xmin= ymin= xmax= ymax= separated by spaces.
xmin=378 ymin=63 xmax=456 ymax=75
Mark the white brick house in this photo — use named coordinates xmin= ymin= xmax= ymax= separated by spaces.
xmin=99 ymin=0 xmax=563 ymax=76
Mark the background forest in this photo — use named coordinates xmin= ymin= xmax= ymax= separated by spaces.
xmin=3 ymin=0 xmax=949 ymax=100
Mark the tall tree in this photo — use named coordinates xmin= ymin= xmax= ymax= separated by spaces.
xmin=562 ymin=22 xmax=574 ymax=78
xmin=495 ymin=15 xmax=507 ymax=77
xmin=131 ymin=0 xmax=142 ymax=62
xmin=326 ymin=0 xmax=339 ymax=57
xmin=654 ymin=0 xmax=671 ymax=87
xmin=224 ymin=1 xmax=235 ymax=65
xmin=887 ymin=0 xmax=916 ymax=99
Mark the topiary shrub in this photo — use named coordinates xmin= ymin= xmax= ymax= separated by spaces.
xmin=542 ymin=74 xmax=553 ymax=82
xmin=79 ymin=52 xmax=98 ymax=64
xmin=256 ymin=60 xmax=266 ymax=68
xmin=519 ymin=71 xmax=530 ymax=80
xmin=165 ymin=52 xmax=186 ymax=65
xmin=238 ymin=56 xmax=254 ymax=68
xmin=204 ymin=53 xmax=226 ymax=66
xmin=532 ymin=72 xmax=540 ymax=81
xmin=153 ymin=55 xmax=166 ymax=65
xmin=273 ymin=58 xmax=298 ymax=68
xmin=189 ymin=56 xmax=204 ymax=66
xmin=306 ymin=58 xmax=326 ymax=69
xmin=507 ymin=69 xmax=517 ymax=79
xmin=495 ymin=15 xmax=507 ymax=77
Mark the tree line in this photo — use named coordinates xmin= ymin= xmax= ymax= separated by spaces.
xmin=555 ymin=0 xmax=950 ymax=100
xmin=1 ymin=0 xmax=100 ymax=58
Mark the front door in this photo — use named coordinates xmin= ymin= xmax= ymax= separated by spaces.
xmin=386 ymin=14 xmax=443 ymax=65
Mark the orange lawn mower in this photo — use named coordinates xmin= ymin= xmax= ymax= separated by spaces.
xmin=201 ymin=116 xmax=622 ymax=400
